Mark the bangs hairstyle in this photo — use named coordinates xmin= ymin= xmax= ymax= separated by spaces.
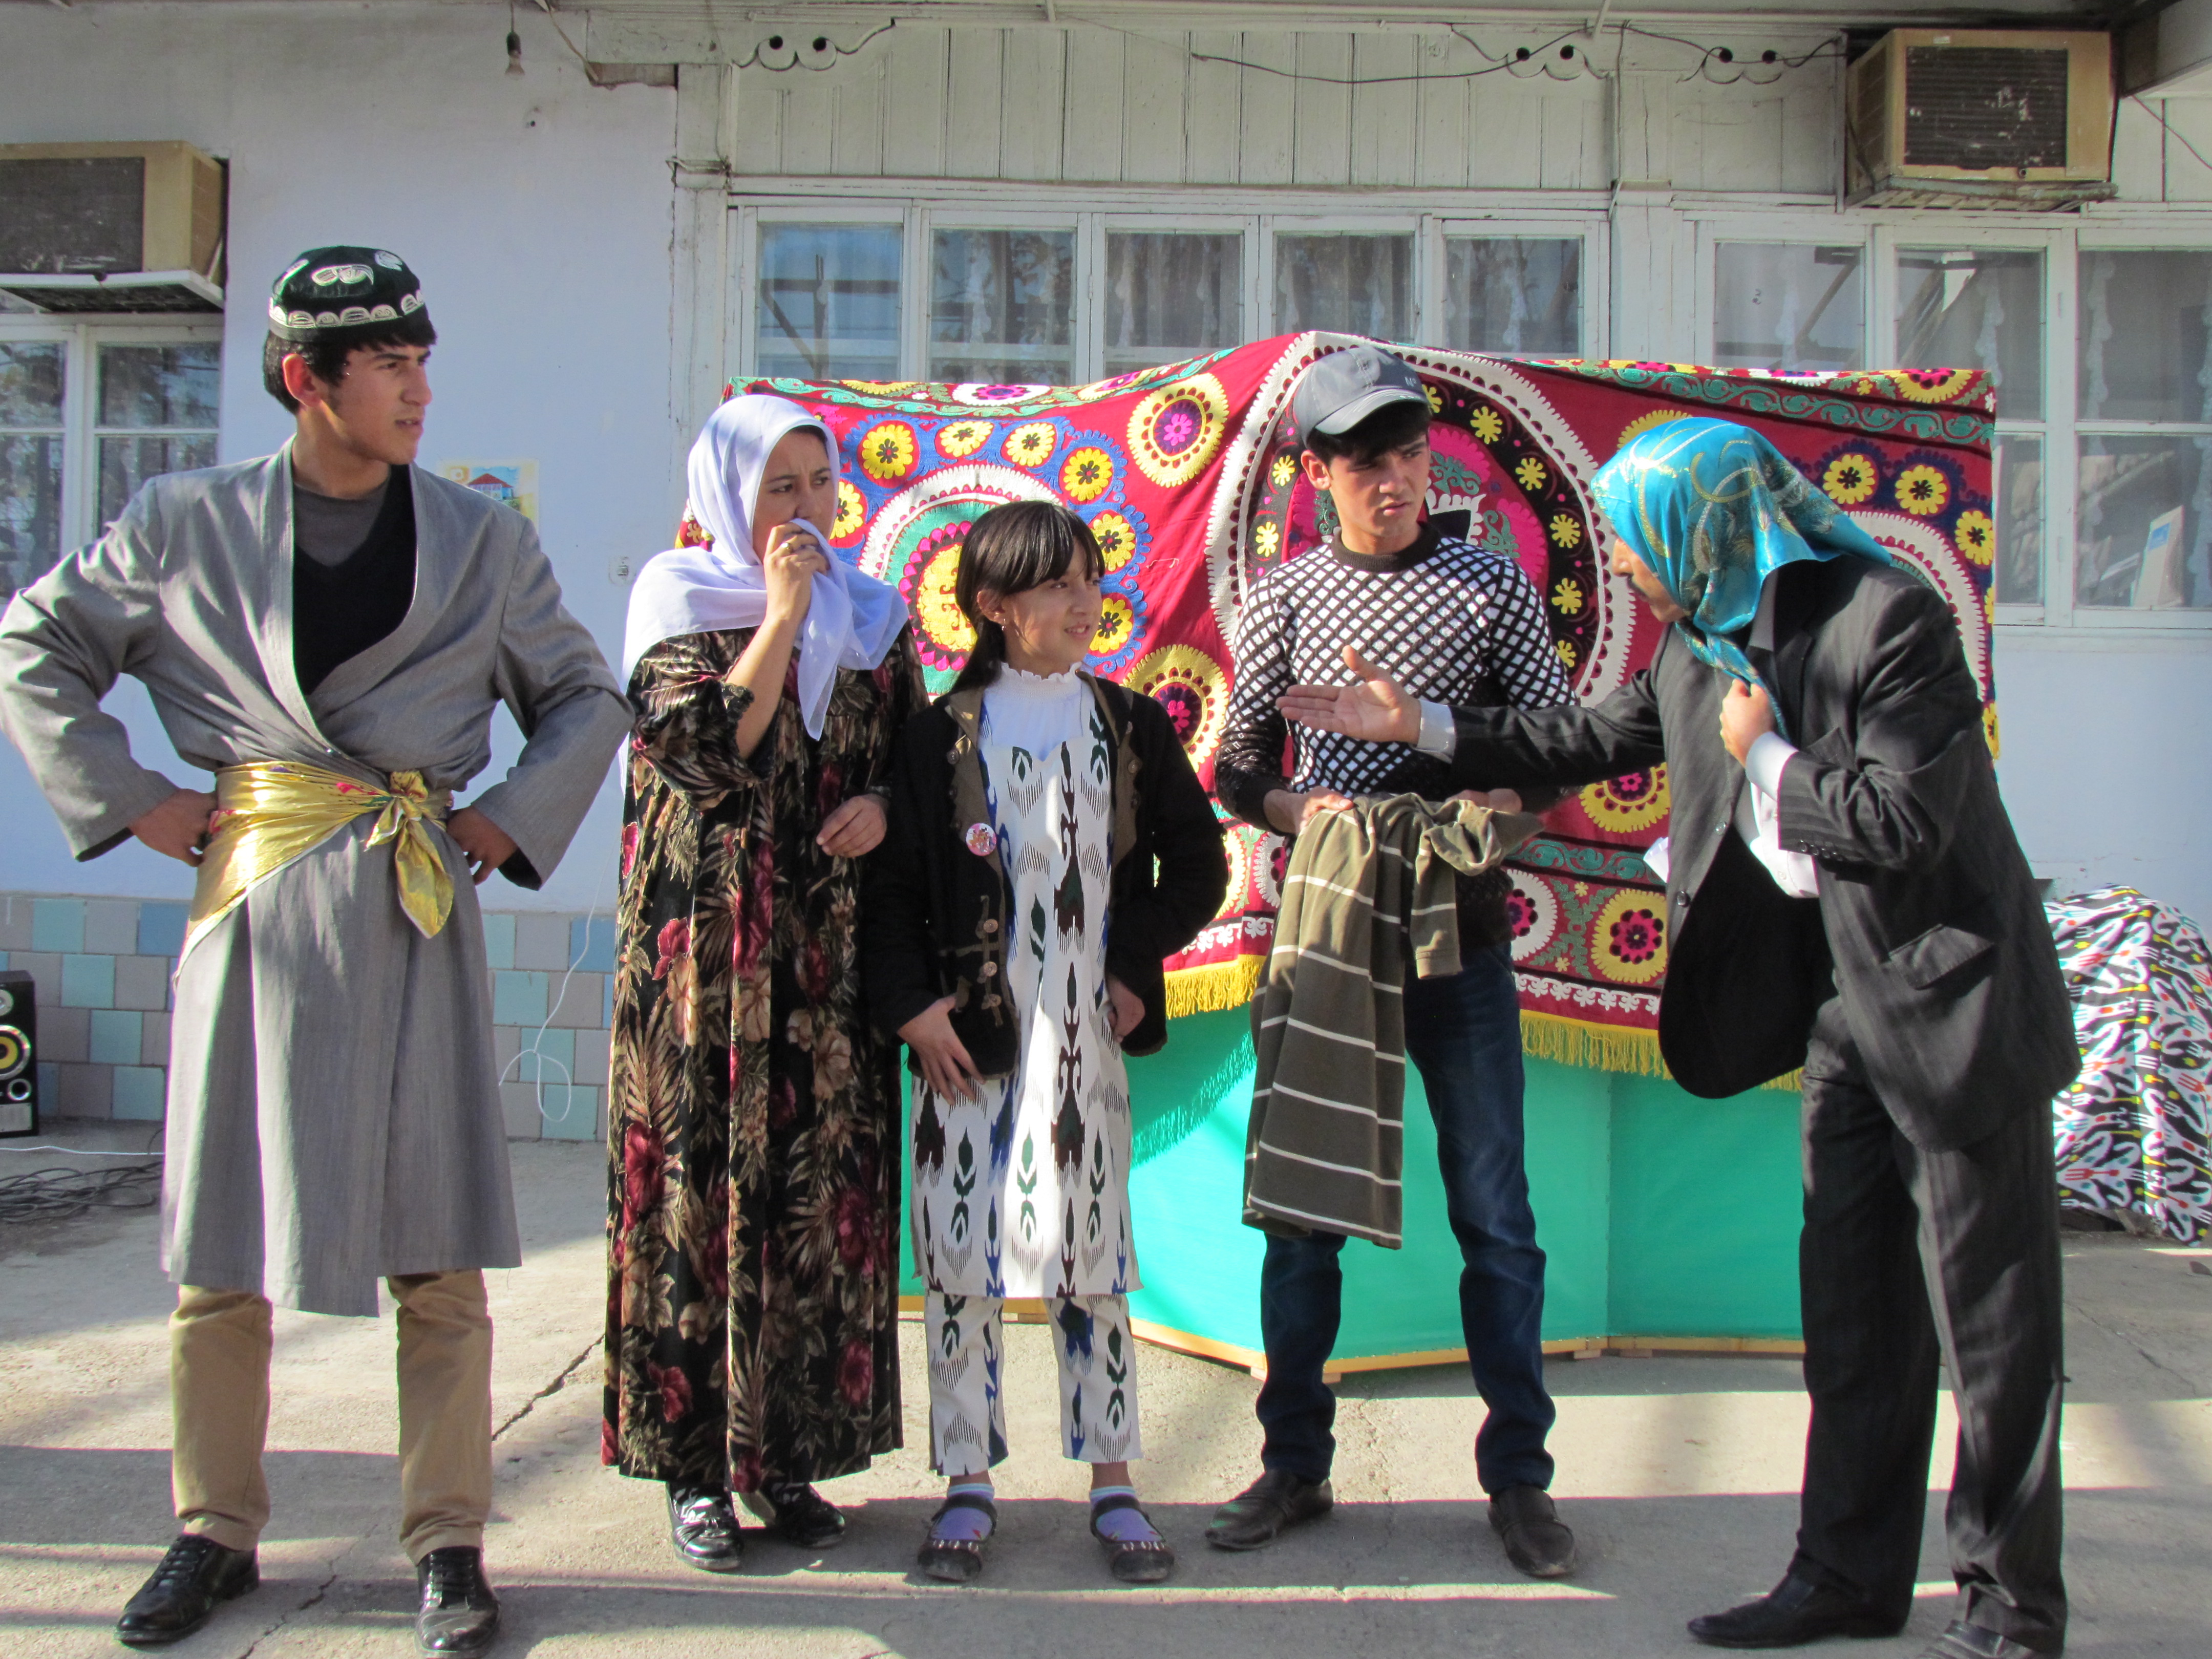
xmin=950 ymin=500 xmax=1107 ymax=693
xmin=1304 ymin=397 xmax=1433 ymax=469
xmin=262 ymin=312 xmax=438 ymax=414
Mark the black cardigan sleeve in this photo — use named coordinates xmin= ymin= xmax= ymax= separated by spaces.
xmin=1105 ymin=696 xmax=1230 ymax=995
xmin=859 ymin=712 xmax=946 ymax=1044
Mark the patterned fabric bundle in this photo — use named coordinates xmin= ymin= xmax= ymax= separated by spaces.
xmin=2046 ymin=886 xmax=2212 ymax=1243
xmin=713 ymin=337 xmax=1997 ymax=1076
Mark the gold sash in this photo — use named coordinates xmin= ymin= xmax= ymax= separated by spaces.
xmin=183 ymin=760 xmax=455 ymax=960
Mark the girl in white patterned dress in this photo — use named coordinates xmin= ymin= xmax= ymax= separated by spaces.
xmin=865 ymin=502 xmax=1226 ymax=1584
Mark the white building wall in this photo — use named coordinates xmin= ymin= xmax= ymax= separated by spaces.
xmin=0 ymin=1 xmax=678 ymax=911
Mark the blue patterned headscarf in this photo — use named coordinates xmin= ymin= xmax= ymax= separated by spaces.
xmin=1592 ymin=417 xmax=1892 ymax=716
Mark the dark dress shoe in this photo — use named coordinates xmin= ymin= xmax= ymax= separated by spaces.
xmin=739 ymin=1479 xmax=846 ymax=1550
xmin=667 ymin=1483 xmax=745 ymax=1572
xmin=414 ymin=1545 xmax=499 ymax=1657
xmin=1919 ymin=1619 xmax=2052 ymax=1659
xmin=1490 ymin=1484 xmax=1577 ymax=1578
xmin=116 ymin=1534 xmax=259 ymax=1646
xmin=1689 ymin=1572 xmax=1905 ymax=1648
xmin=1204 ymin=1469 xmax=1333 ymax=1551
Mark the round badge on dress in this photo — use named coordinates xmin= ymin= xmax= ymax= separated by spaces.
xmin=964 ymin=822 xmax=996 ymax=857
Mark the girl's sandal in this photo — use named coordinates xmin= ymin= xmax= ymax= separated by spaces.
xmin=916 ymin=1491 xmax=996 ymax=1584
xmin=1091 ymin=1493 xmax=1176 ymax=1584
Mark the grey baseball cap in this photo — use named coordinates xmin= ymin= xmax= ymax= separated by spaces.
xmin=1292 ymin=345 xmax=1430 ymax=449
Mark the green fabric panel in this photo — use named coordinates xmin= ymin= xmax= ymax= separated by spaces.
xmin=1605 ymin=1073 xmax=1805 ymax=1339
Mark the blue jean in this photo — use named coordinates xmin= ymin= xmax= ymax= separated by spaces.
xmin=1255 ymin=943 xmax=1556 ymax=1493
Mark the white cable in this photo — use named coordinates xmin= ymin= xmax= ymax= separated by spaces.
xmin=0 ymin=1144 xmax=159 ymax=1156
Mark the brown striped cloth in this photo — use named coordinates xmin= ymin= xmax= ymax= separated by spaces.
xmin=1242 ymin=794 xmax=1542 ymax=1247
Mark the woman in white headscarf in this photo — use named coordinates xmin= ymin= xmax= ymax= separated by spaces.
xmin=603 ymin=395 xmax=923 ymax=1570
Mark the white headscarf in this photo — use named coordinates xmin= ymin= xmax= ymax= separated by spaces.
xmin=621 ymin=395 xmax=908 ymax=738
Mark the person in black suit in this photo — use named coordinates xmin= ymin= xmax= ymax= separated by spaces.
xmin=1275 ymin=418 xmax=2078 ymax=1659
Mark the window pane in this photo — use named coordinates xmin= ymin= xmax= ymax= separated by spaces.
xmin=99 ymin=343 xmax=220 ymax=428
xmin=100 ymin=433 xmax=217 ymax=528
xmin=1104 ymin=232 xmax=1242 ymax=372
xmin=1993 ymin=434 xmax=2043 ymax=606
xmin=755 ymin=224 xmax=902 ymax=381
xmin=929 ymin=228 xmax=1075 ymax=384
xmin=2079 ymin=251 xmax=2212 ymax=422
xmin=1444 ymin=237 xmax=1581 ymax=355
xmin=1273 ymin=233 xmax=1414 ymax=341
xmin=1 ymin=342 xmax=65 ymax=425
xmin=1896 ymin=248 xmax=2044 ymax=420
xmin=2076 ymin=435 xmax=2212 ymax=609
xmin=1 ymin=433 xmax=64 ymax=598
xmin=1713 ymin=243 xmax=1865 ymax=372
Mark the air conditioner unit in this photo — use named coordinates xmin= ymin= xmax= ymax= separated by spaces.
xmin=1846 ymin=30 xmax=2115 ymax=210
xmin=0 ymin=140 xmax=225 ymax=313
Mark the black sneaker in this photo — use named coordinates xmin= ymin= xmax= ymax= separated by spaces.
xmin=739 ymin=1479 xmax=846 ymax=1550
xmin=116 ymin=1534 xmax=260 ymax=1646
xmin=414 ymin=1545 xmax=499 ymax=1657
xmin=667 ymin=1483 xmax=745 ymax=1572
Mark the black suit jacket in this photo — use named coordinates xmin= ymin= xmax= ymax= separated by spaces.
xmin=1447 ymin=558 xmax=2079 ymax=1150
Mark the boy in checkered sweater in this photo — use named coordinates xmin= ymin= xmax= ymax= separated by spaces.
xmin=1206 ymin=346 xmax=1580 ymax=1581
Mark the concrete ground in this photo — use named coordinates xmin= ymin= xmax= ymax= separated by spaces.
xmin=2 ymin=1132 xmax=2206 ymax=1659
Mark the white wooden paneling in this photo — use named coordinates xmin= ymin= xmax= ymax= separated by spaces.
xmin=1061 ymin=27 xmax=1124 ymax=183
xmin=778 ymin=74 xmax=837 ymax=176
xmin=1413 ymin=35 xmax=1472 ymax=190
xmin=831 ymin=56 xmax=886 ymax=177
xmin=1468 ymin=81 xmax=1542 ymax=192
xmin=1002 ymin=28 xmax=1068 ymax=181
xmin=881 ymin=24 xmax=950 ymax=180
xmin=944 ymin=29 xmax=1005 ymax=178
xmin=1350 ymin=34 xmax=1418 ymax=188
xmin=1121 ymin=32 xmax=1189 ymax=182
xmin=1292 ymin=34 xmax=1353 ymax=185
xmin=1185 ymin=32 xmax=1245 ymax=186
xmin=1237 ymin=32 xmax=1298 ymax=186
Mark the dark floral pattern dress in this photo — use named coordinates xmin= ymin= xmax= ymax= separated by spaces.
xmin=602 ymin=625 xmax=923 ymax=1492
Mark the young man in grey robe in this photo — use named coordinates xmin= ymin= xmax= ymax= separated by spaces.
xmin=0 ymin=247 xmax=629 ymax=1657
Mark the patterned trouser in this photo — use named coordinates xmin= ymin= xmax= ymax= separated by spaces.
xmin=923 ymin=1292 xmax=1142 ymax=1476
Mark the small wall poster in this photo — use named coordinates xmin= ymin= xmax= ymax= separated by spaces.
xmin=439 ymin=459 xmax=539 ymax=522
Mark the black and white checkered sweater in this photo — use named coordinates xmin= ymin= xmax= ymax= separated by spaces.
xmin=1217 ymin=524 xmax=1575 ymax=947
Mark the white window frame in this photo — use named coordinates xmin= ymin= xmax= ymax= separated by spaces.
xmin=0 ymin=312 xmax=223 ymax=583
xmin=1693 ymin=214 xmax=1878 ymax=376
xmin=729 ymin=192 xmax=1610 ymax=381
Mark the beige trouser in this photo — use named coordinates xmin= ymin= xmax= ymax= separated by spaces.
xmin=172 ymin=1270 xmax=494 ymax=1561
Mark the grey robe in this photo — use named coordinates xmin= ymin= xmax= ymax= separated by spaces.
xmin=0 ymin=448 xmax=630 ymax=1314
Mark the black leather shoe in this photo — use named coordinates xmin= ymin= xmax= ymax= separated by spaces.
xmin=1204 ymin=1469 xmax=1334 ymax=1551
xmin=667 ymin=1483 xmax=745 ymax=1572
xmin=1489 ymin=1484 xmax=1577 ymax=1578
xmin=414 ymin=1546 xmax=499 ymax=1657
xmin=1689 ymin=1572 xmax=1905 ymax=1648
xmin=1919 ymin=1619 xmax=2052 ymax=1659
xmin=739 ymin=1479 xmax=845 ymax=1550
xmin=116 ymin=1534 xmax=259 ymax=1646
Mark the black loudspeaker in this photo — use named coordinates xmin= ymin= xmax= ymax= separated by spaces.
xmin=0 ymin=968 xmax=35 ymax=1138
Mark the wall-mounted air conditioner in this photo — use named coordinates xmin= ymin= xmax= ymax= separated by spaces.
xmin=1846 ymin=30 xmax=2115 ymax=209
xmin=0 ymin=140 xmax=225 ymax=313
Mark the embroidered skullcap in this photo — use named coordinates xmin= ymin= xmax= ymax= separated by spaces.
xmin=267 ymin=246 xmax=429 ymax=343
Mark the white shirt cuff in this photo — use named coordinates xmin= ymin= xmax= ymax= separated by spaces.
xmin=1416 ymin=698 xmax=1457 ymax=757
xmin=1743 ymin=730 xmax=1798 ymax=798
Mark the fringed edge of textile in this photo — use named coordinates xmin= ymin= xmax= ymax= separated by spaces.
xmin=1162 ymin=953 xmax=1264 ymax=1020
xmin=1518 ymin=1011 xmax=1801 ymax=1092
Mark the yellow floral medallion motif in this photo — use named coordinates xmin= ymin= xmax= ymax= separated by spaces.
xmin=1548 ymin=514 xmax=1583 ymax=549
xmin=1061 ymin=445 xmax=1114 ymax=502
xmin=1128 ymin=642 xmax=1230 ymax=764
xmin=1982 ymin=703 xmax=2001 ymax=758
xmin=1954 ymin=509 xmax=1995 ymax=565
xmin=1091 ymin=593 xmax=1135 ymax=657
xmin=937 ymin=420 xmax=993 ymax=459
xmin=1821 ymin=453 xmax=1880 ymax=507
xmin=1591 ymin=889 xmax=1668 ymax=985
xmin=1470 ymin=407 xmax=1505 ymax=444
xmin=1883 ymin=368 xmax=1980 ymax=405
xmin=1514 ymin=456 xmax=1548 ymax=492
xmin=912 ymin=544 xmax=974 ymax=656
xmin=1580 ymin=763 xmax=1670 ymax=833
xmin=1128 ymin=373 xmax=1230 ymax=487
xmin=1551 ymin=578 xmax=1584 ymax=615
xmin=840 ymin=379 xmax=920 ymax=395
xmin=1004 ymin=421 xmax=1058 ymax=469
xmin=1617 ymin=409 xmax=1695 ymax=449
xmin=1555 ymin=639 xmax=1578 ymax=670
xmin=1270 ymin=453 xmax=1300 ymax=491
xmin=1896 ymin=464 xmax=1950 ymax=517
xmin=832 ymin=479 xmax=866 ymax=541
xmin=858 ymin=422 xmax=918 ymax=483
xmin=1091 ymin=511 xmax=1138 ymax=572
xmin=1252 ymin=520 xmax=1281 ymax=562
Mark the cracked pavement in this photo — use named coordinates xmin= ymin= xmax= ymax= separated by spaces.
xmin=3 ymin=1135 xmax=2207 ymax=1658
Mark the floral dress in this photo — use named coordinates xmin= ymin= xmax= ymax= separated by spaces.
xmin=602 ymin=625 xmax=923 ymax=1492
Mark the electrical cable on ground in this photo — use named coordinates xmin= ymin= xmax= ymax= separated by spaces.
xmin=0 ymin=1159 xmax=162 ymax=1225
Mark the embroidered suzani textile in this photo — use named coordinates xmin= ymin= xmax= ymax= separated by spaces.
xmin=713 ymin=338 xmax=1998 ymax=1074
xmin=2047 ymin=886 xmax=2212 ymax=1244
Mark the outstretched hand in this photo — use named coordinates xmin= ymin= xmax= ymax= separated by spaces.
xmin=1277 ymin=646 xmax=1421 ymax=745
